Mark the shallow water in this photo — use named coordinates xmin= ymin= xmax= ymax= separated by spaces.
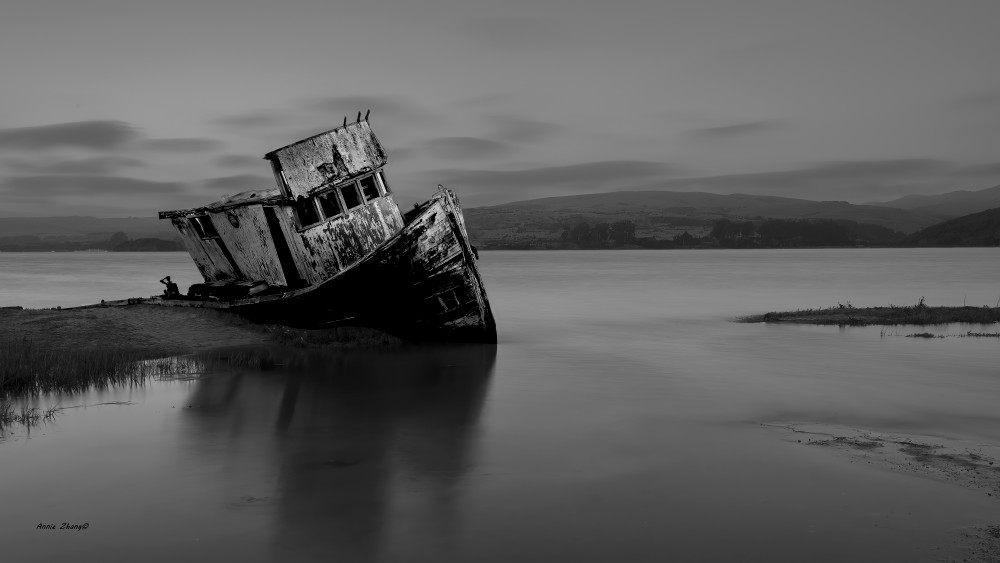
xmin=2 ymin=249 xmax=999 ymax=561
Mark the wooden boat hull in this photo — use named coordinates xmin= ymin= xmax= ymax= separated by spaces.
xmin=154 ymin=188 xmax=496 ymax=343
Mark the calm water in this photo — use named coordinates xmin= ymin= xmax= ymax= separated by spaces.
xmin=2 ymin=249 xmax=999 ymax=562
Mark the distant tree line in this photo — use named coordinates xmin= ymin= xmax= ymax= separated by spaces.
xmin=706 ymin=218 xmax=904 ymax=248
xmin=534 ymin=217 xmax=906 ymax=250
xmin=548 ymin=219 xmax=713 ymax=249
xmin=560 ymin=220 xmax=637 ymax=247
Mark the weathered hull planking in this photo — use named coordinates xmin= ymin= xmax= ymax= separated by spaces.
xmin=226 ymin=188 xmax=496 ymax=342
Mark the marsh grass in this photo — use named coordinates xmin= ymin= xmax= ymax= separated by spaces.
xmin=0 ymin=341 xmax=298 ymax=430
xmin=0 ymin=399 xmax=59 ymax=427
xmin=0 ymin=319 xmax=401 ymax=398
xmin=0 ymin=399 xmax=142 ymax=433
xmin=0 ymin=308 xmax=406 ymax=432
xmin=0 ymin=339 xmax=167 ymax=396
xmin=903 ymin=331 xmax=1000 ymax=339
xmin=0 ymin=339 xmax=303 ymax=397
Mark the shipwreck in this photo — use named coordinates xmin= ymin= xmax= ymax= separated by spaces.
xmin=154 ymin=114 xmax=496 ymax=343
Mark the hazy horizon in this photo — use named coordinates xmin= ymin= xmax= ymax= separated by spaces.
xmin=3 ymin=0 xmax=1000 ymax=217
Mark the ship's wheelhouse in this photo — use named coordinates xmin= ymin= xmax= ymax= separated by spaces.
xmin=159 ymin=118 xmax=405 ymax=293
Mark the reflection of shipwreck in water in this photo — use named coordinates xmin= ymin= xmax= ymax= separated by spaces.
xmin=183 ymin=345 xmax=496 ymax=561
xmin=155 ymin=115 xmax=496 ymax=343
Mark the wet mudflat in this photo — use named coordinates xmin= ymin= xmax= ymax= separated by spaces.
xmin=1 ymin=249 xmax=999 ymax=561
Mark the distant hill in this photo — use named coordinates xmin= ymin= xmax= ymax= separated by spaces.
xmin=0 ymin=216 xmax=181 ymax=252
xmin=902 ymin=207 xmax=1000 ymax=247
xmin=0 ymin=216 xmax=175 ymax=239
xmin=464 ymin=190 xmax=950 ymax=248
xmin=872 ymin=184 xmax=1000 ymax=217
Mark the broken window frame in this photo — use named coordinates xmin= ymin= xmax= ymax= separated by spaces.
xmin=293 ymin=185 xmax=350 ymax=231
xmin=317 ymin=190 xmax=344 ymax=220
xmin=339 ymin=181 xmax=363 ymax=211
xmin=190 ymin=215 xmax=220 ymax=239
xmin=268 ymin=157 xmax=291 ymax=198
xmin=375 ymin=170 xmax=392 ymax=195
xmin=359 ymin=174 xmax=381 ymax=201
xmin=294 ymin=197 xmax=321 ymax=229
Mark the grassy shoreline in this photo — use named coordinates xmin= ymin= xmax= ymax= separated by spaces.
xmin=0 ymin=305 xmax=400 ymax=398
xmin=739 ymin=303 xmax=1000 ymax=326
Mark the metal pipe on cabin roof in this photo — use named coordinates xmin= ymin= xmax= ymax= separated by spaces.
xmin=364 ymin=109 xmax=370 ymax=121
xmin=343 ymin=116 xmax=347 ymax=127
xmin=356 ymin=111 xmax=361 ymax=123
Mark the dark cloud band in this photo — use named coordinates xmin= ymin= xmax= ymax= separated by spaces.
xmin=200 ymin=174 xmax=274 ymax=190
xmin=687 ymin=120 xmax=783 ymax=139
xmin=213 ymin=154 xmax=263 ymax=168
xmin=0 ymin=121 xmax=138 ymax=150
xmin=3 ymin=156 xmax=146 ymax=175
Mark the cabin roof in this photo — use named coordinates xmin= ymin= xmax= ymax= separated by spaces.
xmin=158 ymin=188 xmax=283 ymax=219
xmin=263 ymin=117 xmax=374 ymax=159
xmin=159 ymin=116 xmax=383 ymax=219
xmin=263 ymin=118 xmax=387 ymax=199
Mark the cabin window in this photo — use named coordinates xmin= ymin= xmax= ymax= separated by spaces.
xmin=318 ymin=191 xmax=342 ymax=219
xmin=359 ymin=175 xmax=380 ymax=201
xmin=340 ymin=182 xmax=362 ymax=210
xmin=190 ymin=216 xmax=219 ymax=239
xmin=376 ymin=170 xmax=392 ymax=195
xmin=295 ymin=197 xmax=320 ymax=227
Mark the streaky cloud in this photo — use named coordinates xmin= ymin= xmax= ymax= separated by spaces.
xmin=213 ymin=154 xmax=263 ymax=168
xmin=211 ymin=111 xmax=283 ymax=128
xmin=422 ymin=160 xmax=683 ymax=204
xmin=423 ymin=137 xmax=514 ymax=160
xmin=487 ymin=115 xmax=564 ymax=144
xmin=3 ymin=156 xmax=146 ymax=175
xmin=200 ymin=174 xmax=274 ymax=190
xmin=0 ymin=120 xmax=138 ymax=150
xmin=429 ymin=160 xmax=681 ymax=188
xmin=652 ymin=159 xmax=978 ymax=201
xmin=429 ymin=158 xmax=1000 ymax=207
xmin=141 ymin=138 xmax=224 ymax=153
xmin=1 ymin=175 xmax=184 ymax=198
xmin=687 ymin=120 xmax=783 ymax=139
xmin=388 ymin=147 xmax=416 ymax=162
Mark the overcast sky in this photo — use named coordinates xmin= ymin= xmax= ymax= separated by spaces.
xmin=2 ymin=0 xmax=999 ymax=217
